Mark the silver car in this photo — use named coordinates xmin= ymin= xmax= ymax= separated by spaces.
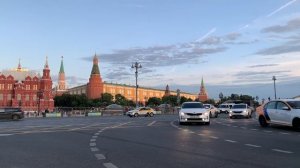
xmin=179 ymin=102 xmax=210 ymax=125
xmin=203 ymin=104 xmax=218 ymax=118
xmin=229 ymin=104 xmax=252 ymax=119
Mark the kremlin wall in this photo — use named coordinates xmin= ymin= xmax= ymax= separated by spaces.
xmin=0 ymin=54 xmax=208 ymax=111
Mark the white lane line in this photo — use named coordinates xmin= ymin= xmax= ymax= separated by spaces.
xmin=272 ymin=149 xmax=293 ymax=154
xmin=90 ymin=147 xmax=99 ymax=152
xmin=92 ymin=136 xmax=98 ymax=139
xmin=95 ymin=154 xmax=106 ymax=160
xmin=240 ymin=127 xmax=247 ymax=129
xmin=264 ymin=130 xmax=273 ymax=133
xmin=94 ymin=133 xmax=100 ymax=135
xmin=209 ymin=136 xmax=219 ymax=139
xmin=245 ymin=144 xmax=261 ymax=148
xmin=104 ymin=163 xmax=118 ymax=168
xmin=251 ymin=129 xmax=258 ymax=131
xmin=233 ymin=126 xmax=238 ymax=128
xmin=90 ymin=143 xmax=96 ymax=147
xmin=90 ymin=139 xmax=96 ymax=142
xmin=0 ymin=134 xmax=13 ymax=136
xmin=225 ymin=139 xmax=237 ymax=143
xmin=147 ymin=121 xmax=156 ymax=126
xmin=189 ymin=131 xmax=195 ymax=134
xmin=198 ymin=133 xmax=205 ymax=136
xmin=280 ymin=132 xmax=290 ymax=135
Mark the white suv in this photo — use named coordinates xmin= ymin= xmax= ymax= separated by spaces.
xmin=179 ymin=102 xmax=210 ymax=125
xmin=257 ymin=99 xmax=300 ymax=128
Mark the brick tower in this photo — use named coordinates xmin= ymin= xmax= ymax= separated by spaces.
xmin=164 ymin=84 xmax=171 ymax=97
xmin=39 ymin=57 xmax=54 ymax=111
xmin=198 ymin=77 xmax=208 ymax=102
xmin=87 ymin=53 xmax=103 ymax=99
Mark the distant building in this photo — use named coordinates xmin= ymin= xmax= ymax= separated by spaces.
xmin=53 ymin=56 xmax=67 ymax=96
xmin=0 ymin=58 xmax=54 ymax=112
xmin=66 ymin=54 xmax=197 ymax=104
xmin=198 ymin=77 xmax=209 ymax=102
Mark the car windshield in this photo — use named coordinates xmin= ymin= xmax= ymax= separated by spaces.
xmin=286 ymin=101 xmax=300 ymax=109
xmin=182 ymin=103 xmax=204 ymax=109
xmin=203 ymin=105 xmax=210 ymax=108
xmin=232 ymin=105 xmax=246 ymax=109
xmin=219 ymin=105 xmax=227 ymax=108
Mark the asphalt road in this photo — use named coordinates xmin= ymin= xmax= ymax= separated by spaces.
xmin=0 ymin=114 xmax=299 ymax=168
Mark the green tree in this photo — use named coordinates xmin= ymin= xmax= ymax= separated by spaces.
xmin=114 ymin=94 xmax=128 ymax=106
xmin=146 ymin=97 xmax=162 ymax=106
xmin=162 ymin=95 xmax=177 ymax=106
xmin=99 ymin=93 xmax=113 ymax=106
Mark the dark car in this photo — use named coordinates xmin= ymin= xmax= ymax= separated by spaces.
xmin=0 ymin=108 xmax=24 ymax=120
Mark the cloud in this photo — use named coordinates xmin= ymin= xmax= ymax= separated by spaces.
xmin=255 ymin=44 xmax=300 ymax=55
xmin=266 ymin=0 xmax=297 ymax=18
xmin=248 ymin=64 xmax=279 ymax=68
xmin=262 ymin=17 xmax=300 ymax=33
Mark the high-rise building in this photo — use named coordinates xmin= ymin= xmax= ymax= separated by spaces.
xmin=198 ymin=77 xmax=209 ymax=102
xmin=0 ymin=57 xmax=54 ymax=112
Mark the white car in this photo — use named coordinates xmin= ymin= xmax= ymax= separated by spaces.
xmin=126 ymin=107 xmax=156 ymax=117
xmin=229 ymin=104 xmax=252 ymax=119
xmin=218 ymin=103 xmax=234 ymax=113
xmin=257 ymin=99 xmax=300 ymax=128
xmin=179 ymin=102 xmax=210 ymax=125
xmin=203 ymin=104 xmax=218 ymax=118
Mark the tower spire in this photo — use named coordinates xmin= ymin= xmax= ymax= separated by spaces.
xmin=91 ymin=53 xmax=100 ymax=75
xmin=59 ymin=56 xmax=64 ymax=73
xmin=17 ymin=58 xmax=21 ymax=70
xmin=44 ymin=56 xmax=49 ymax=69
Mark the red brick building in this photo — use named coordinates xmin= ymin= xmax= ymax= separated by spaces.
xmin=0 ymin=58 xmax=54 ymax=112
xmin=198 ymin=77 xmax=209 ymax=102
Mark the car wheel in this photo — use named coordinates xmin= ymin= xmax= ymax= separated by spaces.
xmin=259 ymin=115 xmax=269 ymax=127
xmin=215 ymin=113 xmax=218 ymax=118
xmin=209 ymin=112 xmax=212 ymax=118
xmin=12 ymin=115 xmax=19 ymax=120
xmin=134 ymin=113 xmax=138 ymax=117
xmin=292 ymin=118 xmax=300 ymax=129
xmin=149 ymin=112 xmax=154 ymax=117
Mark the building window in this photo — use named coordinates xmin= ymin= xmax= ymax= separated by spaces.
xmin=0 ymin=94 xmax=3 ymax=100
xmin=0 ymin=84 xmax=4 ymax=90
xmin=33 ymin=95 xmax=37 ymax=101
xmin=26 ymin=85 xmax=30 ymax=90
xmin=26 ymin=94 xmax=29 ymax=101
xmin=33 ymin=85 xmax=37 ymax=90
xmin=7 ymin=94 xmax=11 ymax=100
xmin=17 ymin=94 xmax=21 ymax=101
xmin=7 ymin=84 xmax=13 ymax=90
xmin=127 ymin=90 xmax=131 ymax=95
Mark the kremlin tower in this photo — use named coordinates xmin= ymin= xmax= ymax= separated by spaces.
xmin=54 ymin=56 xmax=67 ymax=96
xmin=164 ymin=84 xmax=171 ymax=97
xmin=87 ymin=53 xmax=104 ymax=99
xmin=198 ymin=77 xmax=208 ymax=102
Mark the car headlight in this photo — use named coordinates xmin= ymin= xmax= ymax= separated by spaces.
xmin=229 ymin=110 xmax=232 ymax=113
xmin=180 ymin=112 xmax=185 ymax=116
xmin=243 ymin=110 xmax=247 ymax=113
xmin=204 ymin=111 xmax=209 ymax=115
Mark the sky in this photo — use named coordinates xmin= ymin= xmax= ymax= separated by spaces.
xmin=1 ymin=0 xmax=300 ymax=100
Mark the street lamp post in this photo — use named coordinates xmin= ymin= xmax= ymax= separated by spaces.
xmin=272 ymin=76 xmax=277 ymax=100
xmin=131 ymin=62 xmax=142 ymax=108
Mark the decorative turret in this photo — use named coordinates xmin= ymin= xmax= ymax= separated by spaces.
xmin=87 ymin=53 xmax=103 ymax=99
xmin=58 ymin=56 xmax=66 ymax=91
xmin=198 ymin=77 xmax=208 ymax=102
xmin=164 ymin=84 xmax=171 ymax=97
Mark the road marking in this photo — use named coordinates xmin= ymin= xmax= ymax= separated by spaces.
xmin=189 ymin=131 xmax=195 ymax=134
xmin=95 ymin=154 xmax=106 ymax=160
xmin=95 ymin=133 xmax=100 ymax=135
xmin=264 ymin=130 xmax=273 ymax=133
xmin=0 ymin=134 xmax=13 ymax=136
xmin=90 ymin=147 xmax=99 ymax=152
xmin=209 ymin=136 xmax=219 ymax=139
xmin=225 ymin=139 xmax=237 ymax=143
xmin=92 ymin=136 xmax=98 ymax=138
xmin=240 ymin=127 xmax=247 ymax=129
xmin=90 ymin=143 xmax=96 ymax=147
xmin=251 ymin=129 xmax=258 ymax=131
xmin=147 ymin=121 xmax=156 ymax=126
xmin=280 ymin=132 xmax=290 ymax=135
xmin=245 ymin=144 xmax=261 ymax=148
xmin=272 ymin=149 xmax=293 ymax=154
xmin=233 ymin=126 xmax=238 ymax=128
xmin=198 ymin=133 xmax=205 ymax=136
xmin=90 ymin=139 xmax=96 ymax=142
xmin=103 ymin=163 xmax=118 ymax=168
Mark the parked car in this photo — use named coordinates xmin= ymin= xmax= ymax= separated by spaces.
xmin=126 ymin=107 xmax=156 ymax=117
xmin=257 ymin=99 xmax=300 ymax=128
xmin=203 ymin=104 xmax=218 ymax=118
xmin=218 ymin=103 xmax=234 ymax=113
xmin=229 ymin=104 xmax=252 ymax=119
xmin=104 ymin=104 xmax=124 ymax=115
xmin=178 ymin=102 xmax=210 ymax=125
xmin=0 ymin=108 xmax=24 ymax=120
